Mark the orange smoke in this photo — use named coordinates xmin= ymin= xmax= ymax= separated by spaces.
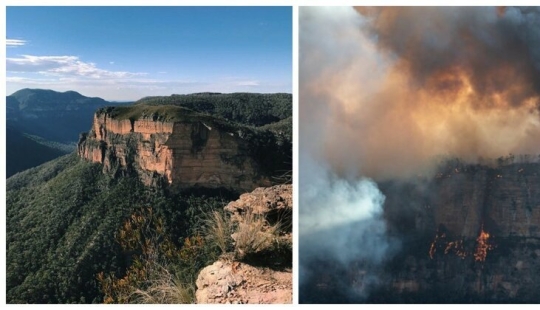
xmin=300 ymin=7 xmax=540 ymax=180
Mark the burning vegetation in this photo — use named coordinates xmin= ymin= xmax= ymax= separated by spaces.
xmin=429 ymin=224 xmax=495 ymax=262
xmin=474 ymin=226 xmax=494 ymax=262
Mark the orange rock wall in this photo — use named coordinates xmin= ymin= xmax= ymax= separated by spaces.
xmin=78 ymin=112 xmax=270 ymax=192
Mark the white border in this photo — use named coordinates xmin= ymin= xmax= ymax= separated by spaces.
xmin=3 ymin=1 xmax=540 ymax=308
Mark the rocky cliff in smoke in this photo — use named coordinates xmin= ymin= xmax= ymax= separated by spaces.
xmin=78 ymin=105 xmax=274 ymax=193
xmin=302 ymin=160 xmax=540 ymax=303
xmin=374 ymin=160 xmax=540 ymax=303
xmin=299 ymin=6 xmax=540 ymax=304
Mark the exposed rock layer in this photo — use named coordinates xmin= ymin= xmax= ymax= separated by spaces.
xmin=78 ymin=111 xmax=271 ymax=192
xmin=195 ymin=260 xmax=292 ymax=304
xmin=383 ymin=162 xmax=540 ymax=239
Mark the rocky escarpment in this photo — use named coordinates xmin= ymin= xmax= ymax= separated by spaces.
xmin=302 ymin=161 xmax=540 ymax=303
xmin=375 ymin=161 xmax=540 ymax=302
xmin=196 ymin=184 xmax=292 ymax=304
xmin=382 ymin=160 xmax=540 ymax=239
xmin=77 ymin=106 xmax=272 ymax=193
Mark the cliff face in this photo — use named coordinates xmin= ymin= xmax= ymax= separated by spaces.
xmin=383 ymin=162 xmax=540 ymax=239
xmin=301 ymin=162 xmax=540 ymax=303
xmin=78 ymin=110 xmax=271 ymax=193
xmin=373 ymin=161 xmax=540 ymax=302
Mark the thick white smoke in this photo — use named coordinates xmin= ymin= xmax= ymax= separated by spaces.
xmin=299 ymin=155 xmax=388 ymax=262
xmin=299 ymin=155 xmax=392 ymax=278
xmin=299 ymin=7 xmax=395 ymax=300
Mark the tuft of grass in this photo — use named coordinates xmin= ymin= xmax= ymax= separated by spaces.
xmin=131 ymin=261 xmax=195 ymax=304
xmin=203 ymin=210 xmax=233 ymax=255
xmin=232 ymin=209 xmax=282 ymax=260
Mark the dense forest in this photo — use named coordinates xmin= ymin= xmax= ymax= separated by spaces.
xmin=7 ymin=154 xmax=229 ymax=303
xmin=136 ymin=93 xmax=292 ymax=136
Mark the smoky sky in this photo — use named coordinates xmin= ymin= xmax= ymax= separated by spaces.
xmin=301 ymin=6 xmax=540 ymax=181
xmin=355 ymin=6 xmax=540 ymax=109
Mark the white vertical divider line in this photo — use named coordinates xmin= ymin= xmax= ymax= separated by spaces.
xmin=292 ymin=3 xmax=299 ymax=306
xmin=1 ymin=4 xmax=7 ymax=306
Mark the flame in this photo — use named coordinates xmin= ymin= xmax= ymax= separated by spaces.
xmin=474 ymin=226 xmax=494 ymax=262
xmin=444 ymin=240 xmax=467 ymax=259
xmin=428 ymin=233 xmax=439 ymax=259
xmin=429 ymin=225 xmax=494 ymax=261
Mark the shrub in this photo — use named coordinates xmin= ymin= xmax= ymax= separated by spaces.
xmin=232 ymin=209 xmax=283 ymax=260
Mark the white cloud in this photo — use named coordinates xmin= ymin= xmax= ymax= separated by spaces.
xmin=236 ymin=80 xmax=260 ymax=86
xmin=6 ymin=57 xmax=290 ymax=100
xmin=6 ymin=55 xmax=145 ymax=79
xmin=6 ymin=39 xmax=27 ymax=47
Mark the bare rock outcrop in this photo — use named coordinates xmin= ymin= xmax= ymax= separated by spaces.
xmin=77 ymin=107 xmax=272 ymax=192
xmin=225 ymin=184 xmax=293 ymax=253
xmin=225 ymin=184 xmax=293 ymax=215
xmin=195 ymin=260 xmax=292 ymax=304
xmin=195 ymin=184 xmax=292 ymax=304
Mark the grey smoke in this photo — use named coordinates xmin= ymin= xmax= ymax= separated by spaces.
xmin=299 ymin=7 xmax=397 ymax=301
xmin=299 ymin=155 xmax=394 ymax=299
xmin=355 ymin=6 xmax=540 ymax=108
xmin=301 ymin=7 xmax=540 ymax=181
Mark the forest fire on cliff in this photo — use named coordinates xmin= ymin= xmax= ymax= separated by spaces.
xmin=429 ymin=230 xmax=467 ymax=260
xmin=429 ymin=225 xmax=494 ymax=261
xmin=300 ymin=6 xmax=540 ymax=302
xmin=474 ymin=226 xmax=494 ymax=262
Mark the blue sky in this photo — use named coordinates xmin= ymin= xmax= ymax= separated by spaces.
xmin=6 ymin=6 xmax=292 ymax=101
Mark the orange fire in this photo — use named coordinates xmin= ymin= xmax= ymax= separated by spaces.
xmin=429 ymin=225 xmax=493 ymax=261
xmin=444 ymin=240 xmax=467 ymax=259
xmin=474 ymin=226 xmax=494 ymax=262
xmin=429 ymin=233 xmax=439 ymax=259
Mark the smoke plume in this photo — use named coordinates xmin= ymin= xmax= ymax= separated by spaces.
xmin=299 ymin=6 xmax=540 ymax=302
xmin=299 ymin=155 xmax=394 ymax=301
xmin=299 ymin=7 xmax=398 ymax=302
xmin=301 ymin=6 xmax=540 ymax=181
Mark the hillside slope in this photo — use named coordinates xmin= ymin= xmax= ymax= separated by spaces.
xmin=6 ymin=89 xmax=131 ymax=175
xmin=6 ymin=126 xmax=69 ymax=177
xmin=6 ymin=154 xmax=227 ymax=303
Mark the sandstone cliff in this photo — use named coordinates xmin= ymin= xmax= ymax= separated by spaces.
xmin=382 ymin=161 xmax=540 ymax=240
xmin=196 ymin=184 xmax=292 ymax=304
xmin=371 ymin=161 xmax=540 ymax=302
xmin=77 ymin=106 xmax=272 ymax=193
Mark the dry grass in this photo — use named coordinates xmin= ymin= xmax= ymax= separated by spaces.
xmin=131 ymin=262 xmax=195 ymax=304
xmin=203 ymin=210 xmax=233 ymax=255
xmin=232 ymin=209 xmax=282 ymax=260
xmin=203 ymin=206 xmax=289 ymax=261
